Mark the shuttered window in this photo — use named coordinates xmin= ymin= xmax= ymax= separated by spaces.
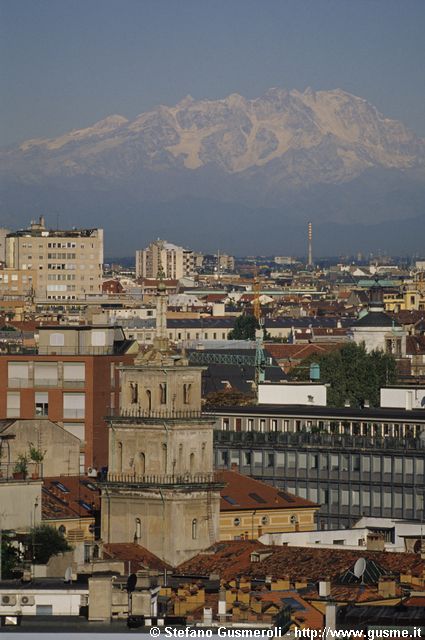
xmin=34 ymin=362 xmax=58 ymax=386
xmin=63 ymin=363 xmax=85 ymax=381
xmin=8 ymin=362 xmax=29 ymax=385
xmin=63 ymin=393 xmax=85 ymax=418
xmin=7 ymin=392 xmax=20 ymax=417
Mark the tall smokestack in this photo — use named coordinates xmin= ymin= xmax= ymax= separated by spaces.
xmin=308 ymin=221 xmax=313 ymax=267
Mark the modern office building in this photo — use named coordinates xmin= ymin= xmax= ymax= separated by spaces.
xmin=5 ymin=216 xmax=103 ymax=301
xmin=210 ymin=404 xmax=425 ymax=529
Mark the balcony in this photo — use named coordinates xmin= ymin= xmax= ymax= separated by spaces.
xmin=0 ymin=462 xmax=41 ymax=481
xmin=213 ymin=430 xmax=425 ymax=452
xmin=38 ymin=346 xmax=114 ymax=356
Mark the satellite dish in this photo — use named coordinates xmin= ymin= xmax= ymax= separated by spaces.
xmin=353 ymin=557 xmax=367 ymax=579
xmin=126 ymin=573 xmax=137 ymax=593
xmin=64 ymin=566 xmax=73 ymax=583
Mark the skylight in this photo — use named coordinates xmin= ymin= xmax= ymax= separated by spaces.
xmin=248 ymin=492 xmax=267 ymax=504
xmin=53 ymin=481 xmax=70 ymax=493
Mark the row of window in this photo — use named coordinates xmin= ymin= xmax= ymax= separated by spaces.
xmin=0 ymin=274 xmax=33 ymax=282
xmin=8 ymin=361 xmax=86 ymax=385
xmin=220 ymin=416 xmax=423 ymax=438
xmin=220 ymin=449 xmax=424 ymax=477
xmin=6 ymin=391 xmax=85 ymax=419
xmin=289 ymin=484 xmax=423 ymax=513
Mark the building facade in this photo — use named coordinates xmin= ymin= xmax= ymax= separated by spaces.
xmin=211 ymin=405 xmax=425 ymax=530
xmin=5 ymin=216 xmax=103 ymax=301
xmin=135 ymin=239 xmax=195 ymax=280
xmin=0 ymin=325 xmax=137 ymax=471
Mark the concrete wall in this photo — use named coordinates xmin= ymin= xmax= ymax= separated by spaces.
xmin=0 ymin=480 xmax=42 ymax=530
xmin=0 ymin=419 xmax=80 ymax=476
xmin=258 ymin=383 xmax=327 ymax=406
xmin=381 ymin=387 xmax=425 ymax=410
xmin=0 ymin=590 xmax=84 ymax=616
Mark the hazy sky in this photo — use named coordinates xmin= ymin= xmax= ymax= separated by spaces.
xmin=1 ymin=0 xmax=425 ymax=146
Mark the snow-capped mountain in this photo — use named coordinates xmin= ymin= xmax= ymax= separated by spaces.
xmin=1 ymin=88 xmax=424 ymax=253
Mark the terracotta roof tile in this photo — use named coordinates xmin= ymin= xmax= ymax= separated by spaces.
xmin=42 ymin=475 xmax=100 ymax=521
xmin=176 ymin=541 xmax=425 ymax=583
xmin=103 ymin=542 xmax=172 ymax=572
xmin=220 ymin=470 xmax=318 ymax=511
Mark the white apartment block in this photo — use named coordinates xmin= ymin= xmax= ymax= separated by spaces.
xmin=5 ymin=216 xmax=103 ymax=301
xmin=135 ymin=239 xmax=195 ymax=280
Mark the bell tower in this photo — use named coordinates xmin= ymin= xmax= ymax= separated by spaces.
xmin=100 ymin=278 xmax=222 ymax=566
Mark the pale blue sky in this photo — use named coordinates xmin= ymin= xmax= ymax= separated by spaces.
xmin=1 ymin=0 xmax=425 ymax=146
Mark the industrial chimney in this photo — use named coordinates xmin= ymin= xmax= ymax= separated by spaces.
xmin=307 ymin=221 xmax=313 ymax=268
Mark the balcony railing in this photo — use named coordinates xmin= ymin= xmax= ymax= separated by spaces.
xmin=38 ymin=346 xmax=114 ymax=356
xmin=33 ymin=378 xmax=59 ymax=387
xmin=63 ymin=409 xmax=85 ymax=419
xmin=7 ymin=378 xmax=85 ymax=389
xmin=107 ymin=407 xmax=205 ymax=421
xmin=63 ymin=379 xmax=85 ymax=388
xmin=213 ymin=430 xmax=425 ymax=451
xmin=7 ymin=378 xmax=32 ymax=388
xmin=105 ymin=471 xmax=224 ymax=486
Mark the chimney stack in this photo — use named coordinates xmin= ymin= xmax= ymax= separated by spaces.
xmin=307 ymin=222 xmax=313 ymax=268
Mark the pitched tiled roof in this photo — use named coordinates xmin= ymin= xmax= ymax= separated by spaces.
xmin=176 ymin=541 xmax=425 ymax=583
xmin=42 ymin=475 xmax=100 ymax=521
xmin=103 ymin=542 xmax=172 ymax=572
xmin=258 ymin=590 xmax=323 ymax=630
xmin=302 ymin=584 xmax=402 ymax=604
xmin=220 ymin=470 xmax=318 ymax=511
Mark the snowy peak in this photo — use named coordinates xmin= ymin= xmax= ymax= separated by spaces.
xmin=5 ymin=88 xmax=425 ymax=186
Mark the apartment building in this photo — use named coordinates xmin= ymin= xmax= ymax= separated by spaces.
xmin=0 ymin=325 xmax=137 ymax=471
xmin=0 ymin=267 xmax=37 ymax=299
xmin=5 ymin=216 xmax=103 ymax=301
xmin=135 ymin=239 xmax=195 ymax=280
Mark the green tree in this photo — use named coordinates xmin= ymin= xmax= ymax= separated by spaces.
xmin=228 ymin=315 xmax=258 ymax=340
xmin=289 ymin=342 xmax=397 ymax=408
xmin=28 ymin=525 xmax=71 ymax=565
xmin=1 ymin=537 xmax=21 ymax=578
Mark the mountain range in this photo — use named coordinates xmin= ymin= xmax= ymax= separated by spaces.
xmin=1 ymin=88 xmax=424 ymax=254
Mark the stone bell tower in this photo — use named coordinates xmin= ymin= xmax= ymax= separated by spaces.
xmin=100 ymin=273 xmax=222 ymax=566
